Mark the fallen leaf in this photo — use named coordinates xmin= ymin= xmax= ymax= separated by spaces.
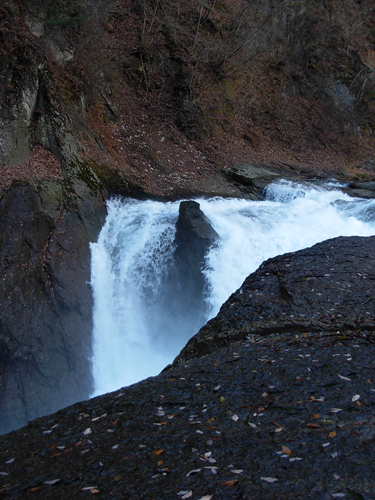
xmin=261 ymin=477 xmax=278 ymax=483
xmin=314 ymin=414 xmax=320 ymax=419
xmin=258 ymin=407 xmax=265 ymax=412
xmin=43 ymin=479 xmax=61 ymax=485
xmin=83 ymin=428 xmax=92 ymax=436
xmin=352 ymin=394 xmax=360 ymax=402
xmin=214 ymin=385 xmax=221 ymax=391
xmin=339 ymin=375 xmax=351 ymax=381
xmin=220 ymin=396 xmax=225 ymax=402
xmin=282 ymin=446 xmax=292 ymax=455
xmin=306 ymin=423 xmax=320 ymax=428
xmin=222 ymin=479 xmax=238 ymax=486
xmin=272 ymin=422 xmax=282 ymax=428
xmin=186 ymin=468 xmax=201 ymax=477
xmin=181 ymin=492 xmax=192 ymax=499
xmin=91 ymin=413 xmax=106 ymax=422
xmin=29 ymin=487 xmax=40 ymax=492
xmin=329 ymin=431 xmax=337 ymax=438
xmin=157 ymin=460 xmax=163 ymax=466
xmin=204 ymin=466 xmax=218 ymax=474
xmin=249 ymin=422 xmax=257 ymax=429
xmin=90 ymin=489 xmax=100 ymax=494
xmin=114 ymin=475 xmax=120 ymax=482
xmin=197 ymin=496 xmax=213 ymax=500
xmin=274 ymin=427 xmax=283 ymax=433
xmin=232 ymin=469 xmax=243 ymax=474
xmin=111 ymin=419 xmax=119 ymax=426
xmin=331 ymin=408 xmax=343 ymax=413
xmin=231 ymin=414 xmax=239 ymax=422
xmin=82 ymin=486 xmax=98 ymax=491
xmin=262 ymin=392 xmax=268 ymax=398
xmin=152 ymin=449 xmax=164 ymax=455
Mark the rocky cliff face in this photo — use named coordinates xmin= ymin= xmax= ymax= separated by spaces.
xmin=0 ymin=178 xmax=107 ymax=435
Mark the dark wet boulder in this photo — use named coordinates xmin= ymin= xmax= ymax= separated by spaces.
xmin=174 ymin=200 xmax=218 ymax=312
xmin=222 ymin=164 xmax=281 ymax=199
xmin=175 ymin=200 xmax=218 ymax=275
xmin=173 ymin=235 xmax=375 ymax=365
xmin=0 ymin=178 xmax=106 ymax=435
xmin=343 ymin=181 xmax=375 ymax=199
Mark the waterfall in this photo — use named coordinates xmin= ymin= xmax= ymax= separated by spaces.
xmin=90 ymin=180 xmax=375 ymax=396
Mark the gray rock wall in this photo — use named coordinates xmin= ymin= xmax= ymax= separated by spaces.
xmin=0 ymin=178 xmax=106 ymax=434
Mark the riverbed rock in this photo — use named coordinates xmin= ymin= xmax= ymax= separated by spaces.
xmin=173 ymin=235 xmax=375 ymax=365
xmin=342 ymin=181 xmax=375 ymax=199
xmin=222 ymin=164 xmax=281 ymax=199
xmin=173 ymin=200 xmax=218 ymax=318
xmin=175 ymin=200 xmax=218 ymax=276
xmin=0 ymin=178 xmax=106 ymax=435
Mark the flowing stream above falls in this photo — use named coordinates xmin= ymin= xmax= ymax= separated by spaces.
xmin=90 ymin=179 xmax=375 ymax=396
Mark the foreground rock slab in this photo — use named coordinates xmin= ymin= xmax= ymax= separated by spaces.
xmin=0 ymin=331 xmax=374 ymax=499
xmin=0 ymin=235 xmax=374 ymax=499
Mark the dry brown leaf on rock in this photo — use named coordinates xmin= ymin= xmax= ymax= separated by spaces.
xmin=222 ymin=479 xmax=238 ymax=486
xmin=282 ymin=445 xmax=292 ymax=455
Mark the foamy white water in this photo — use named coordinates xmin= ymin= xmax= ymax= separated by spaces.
xmin=90 ymin=180 xmax=375 ymax=395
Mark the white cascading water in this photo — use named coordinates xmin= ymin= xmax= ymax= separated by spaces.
xmin=90 ymin=180 xmax=375 ymax=396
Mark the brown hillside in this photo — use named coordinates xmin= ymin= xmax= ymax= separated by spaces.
xmin=0 ymin=0 xmax=375 ymax=195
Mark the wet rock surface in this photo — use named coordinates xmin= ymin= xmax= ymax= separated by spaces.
xmin=343 ymin=182 xmax=375 ymax=200
xmin=173 ymin=201 xmax=218 ymax=317
xmin=149 ymin=200 xmax=219 ymax=348
xmin=222 ymin=165 xmax=281 ymax=199
xmin=0 ymin=178 xmax=106 ymax=435
xmin=0 ymin=235 xmax=374 ymax=498
xmin=174 ymin=236 xmax=375 ymax=366
xmin=0 ymin=330 xmax=374 ymax=499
